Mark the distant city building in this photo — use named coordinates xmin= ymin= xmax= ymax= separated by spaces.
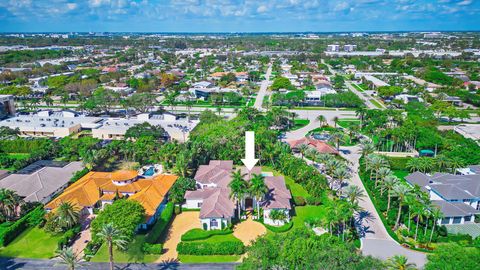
xmin=344 ymin=44 xmax=357 ymax=52
xmin=326 ymin=44 xmax=340 ymax=52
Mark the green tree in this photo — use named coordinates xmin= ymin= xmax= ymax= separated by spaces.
xmin=55 ymin=201 xmax=80 ymax=231
xmin=55 ymin=247 xmax=83 ymax=270
xmin=425 ymin=243 xmax=480 ymax=270
xmin=271 ymin=76 xmax=292 ymax=91
xmin=249 ymin=174 xmax=268 ymax=219
xmin=125 ymin=122 xmax=167 ymax=141
xmin=386 ymin=255 xmax=417 ymax=270
xmin=96 ymin=223 xmax=128 ymax=270
xmin=229 ymin=170 xmax=248 ymax=220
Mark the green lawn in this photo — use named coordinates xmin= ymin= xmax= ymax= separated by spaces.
xmin=393 ymin=170 xmax=410 ymax=184
xmin=0 ymin=153 xmax=31 ymax=171
xmin=91 ymin=235 xmax=159 ymax=263
xmin=0 ymin=227 xmax=62 ymax=259
xmin=261 ymin=167 xmax=309 ymax=198
xmin=178 ymin=254 xmax=241 ymax=263
xmin=287 ymin=119 xmax=310 ymax=131
xmin=292 ymin=206 xmax=327 ymax=230
xmin=337 ymin=119 xmax=360 ymax=129
xmin=370 ymin=99 xmax=384 ymax=109
xmin=352 ymin=83 xmax=365 ymax=92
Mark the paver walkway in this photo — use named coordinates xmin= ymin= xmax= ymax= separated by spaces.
xmin=71 ymin=215 xmax=94 ymax=256
xmin=232 ymin=216 xmax=267 ymax=246
xmin=157 ymin=211 xmax=201 ymax=262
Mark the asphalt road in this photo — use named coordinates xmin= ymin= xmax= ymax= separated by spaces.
xmin=0 ymin=257 xmax=237 ymax=270
xmin=253 ymin=64 xmax=272 ymax=110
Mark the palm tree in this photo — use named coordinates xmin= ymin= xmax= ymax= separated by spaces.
xmin=448 ymin=157 xmax=464 ymax=175
xmin=55 ymin=247 xmax=83 ymax=270
xmin=297 ymin=144 xmax=309 ymax=159
xmin=393 ymin=184 xmax=411 ymax=230
xmin=382 ymin=175 xmax=399 ymax=214
xmin=316 ymin=115 xmax=326 ymax=127
xmin=96 ymin=223 xmax=128 ymax=270
xmin=376 ymin=167 xmax=392 ymax=189
xmin=249 ymin=174 xmax=268 ymax=219
xmin=173 ymin=153 xmax=192 ymax=177
xmin=435 ymin=155 xmax=450 ymax=172
xmin=412 ymin=205 xmax=424 ymax=241
xmin=329 ymin=131 xmax=344 ymax=151
xmin=0 ymin=189 xmax=24 ymax=221
xmin=332 ymin=167 xmax=350 ymax=193
xmin=229 ymin=170 xmax=248 ymax=219
xmin=406 ymin=158 xmax=422 ymax=172
xmin=333 ymin=116 xmax=339 ymax=128
xmin=429 ymin=207 xmax=443 ymax=244
xmin=343 ymin=185 xmax=365 ymax=204
xmin=367 ymin=155 xmax=388 ymax=185
xmin=360 ymin=141 xmax=376 ymax=170
xmin=385 ymin=255 xmax=417 ymax=270
xmin=268 ymin=209 xmax=288 ymax=225
xmin=55 ymin=201 xmax=80 ymax=230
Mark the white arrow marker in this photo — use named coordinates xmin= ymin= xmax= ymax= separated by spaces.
xmin=241 ymin=131 xmax=259 ymax=171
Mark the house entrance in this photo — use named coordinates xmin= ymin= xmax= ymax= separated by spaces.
xmin=245 ymin=198 xmax=253 ymax=209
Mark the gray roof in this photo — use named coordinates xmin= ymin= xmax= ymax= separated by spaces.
xmin=405 ymin=171 xmax=480 ymax=200
xmin=432 ymin=200 xmax=479 ymax=217
xmin=0 ymin=161 xmax=84 ymax=203
xmin=0 ymin=170 xmax=9 ymax=180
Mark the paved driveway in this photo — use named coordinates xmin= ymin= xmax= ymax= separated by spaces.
xmin=233 ymin=217 xmax=266 ymax=246
xmin=253 ymin=64 xmax=272 ymax=110
xmin=340 ymin=146 xmax=427 ymax=268
xmin=157 ymin=211 xmax=201 ymax=262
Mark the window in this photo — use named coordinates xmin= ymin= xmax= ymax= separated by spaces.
xmin=464 ymin=216 xmax=472 ymax=222
xmin=197 ymin=202 xmax=202 ymax=207
xmin=210 ymin=219 xmax=218 ymax=228
xmin=441 ymin=218 xmax=450 ymax=224
xmin=453 ymin=217 xmax=462 ymax=224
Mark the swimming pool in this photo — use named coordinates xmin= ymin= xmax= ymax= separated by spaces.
xmin=143 ymin=167 xmax=155 ymax=176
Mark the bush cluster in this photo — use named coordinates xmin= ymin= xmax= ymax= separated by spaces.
xmin=145 ymin=202 xmax=174 ymax=244
xmin=69 ymin=168 xmax=90 ymax=184
xmin=57 ymin=225 xmax=81 ymax=249
xmin=181 ymin=228 xmax=233 ymax=241
xmin=142 ymin=243 xmax=163 ymax=254
xmin=264 ymin=222 xmax=293 ymax=233
xmin=177 ymin=241 xmax=245 ymax=255
xmin=0 ymin=206 xmax=45 ymax=246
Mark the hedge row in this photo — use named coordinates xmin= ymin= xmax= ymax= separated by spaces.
xmin=57 ymin=225 xmax=81 ymax=249
xmin=177 ymin=241 xmax=245 ymax=255
xmin=145 ymin=202 xmax=174 ymax=244
xmin=0 ymin=206 xmax=45 ymax=246
xmin=142 ymin=243 xmax=163 ymax=254
xmin=264 ymin=222 xmax=293 ymax=233
xmin=69 ymin=168 xmax=90 ymax=184
xmin=181 ymin=228 xmax=233 ymax=241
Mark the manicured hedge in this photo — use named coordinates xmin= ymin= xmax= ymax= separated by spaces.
xmin=69 ymin=168 xmax=90 ymax=184
xmin=0 ymin=206 xmax=45 ymax=246
xmin=145 ymin=202 xmax=174 ymax=244
xmin=57 ymin=225 xmax=81 ymax=249
xmin=181 ymin=228 xmax=233 ymax=241
xmin=177 ymin=241 xmax=245 ymax=255
xmin=142 ymin=243 xmax=163 ymax=254
xmin=264 ymin=222 xmax=293 ymax=233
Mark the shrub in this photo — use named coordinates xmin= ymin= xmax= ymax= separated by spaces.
xmin=305 ymin=196 xmax=322 ymax=205
xmin=174 ymin=205 xmax=182 ymax=215
xmin=69 ymin=168 xmax=89 ymax=184
xmin=387 ymin=157 xmax=411 ymax=170
xmin=142 ymin=243 xmax=163 ymax=254
xmin=145 ymin=202 xmax=174 ymax=244
xmin=437 ymin=233 xmax=472 ymax=244
xmin=181 ymin=228 xmax=233 ymax=241
xmin=26 ymin=206 xmax=46 ymax=227
xmin=57 ymin=225 xmax=81 ymax=249
xmin=293 ymin=196 xmax=306 ymax=206
xmin=177 ymin=241 xmax=245 ymax=255
xmin=203 ymin=223 xmax=208 ymax=230
xmin=84 ymin=241 xmax=101 ymax=260
xmin=0 ymin=206 xmax=44 ymax=246
xmin=264 ymin=222 xmax=293 ymax=233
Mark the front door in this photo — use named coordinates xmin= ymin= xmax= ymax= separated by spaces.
xmin=245 ymin=198 xmax=253 ymax=209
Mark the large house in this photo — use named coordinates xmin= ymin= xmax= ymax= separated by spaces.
xmin=0 ymin=161 xmax=84 ymax=204
xmin=183 ymin=160 xmax=291 ymax=230
xmin=405 ymin=171 xmax=480 ymax=226
xmin=45 ymin=170 xmax=178 ymax=229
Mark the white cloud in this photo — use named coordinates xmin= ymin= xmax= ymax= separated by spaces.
xmin=257 ymin=5 xmax=268 ymax=13
xmin=457 ymin=0 xmax=472 ymax=6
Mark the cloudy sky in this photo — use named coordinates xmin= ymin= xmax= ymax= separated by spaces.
xmin=0 ymin=0 xmax=479 ymax=32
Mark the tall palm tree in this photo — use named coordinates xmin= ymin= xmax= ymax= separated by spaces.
xmin=412 ymin=205 xmax=424 ymax=241
xmin=249 ymin=174 xmax=268 ymax=219
xmin=367 ymin=155 xmax=388 ymax=185
xmin=96 ymin=223 xmax=128 ymax=270
xmin=360 ymin=141 xmax=376 ymax=170
xmin=386 ymin=255 xmax=417 ymax=270
xmin=448 ymin=157 xmax=464 ymax=175
xmin=435 ymin=155 xmax=450 ymax=172
xmin=429 ymin=207 xmax=443 ymax=244
xmin=382 ymin=175 xmax=399 ymax=215
xmin=343 ymin=185 xmax=365 ymax=204
xmin=393 ymin=184 xmax=411 ymax=230
xmin=316 ymin=115 xmax=326 ymax=127
xmin=333 ymin=116 xmax=339 ymax=128
xmin=329 ymin=130 xmax=344 ymax=151
xmin=332 ymin=167 xmax=350 ymax=193
xmin=228 ymin=170 xmax=248 ymax=219
xmin=406 ymin=158 xmax=422 ymax=172
xmin=376 ymin=167 xmax=392 ymax=189
xmin=55 ymin=201 xmax=80 ymax=230
xmin=55 ymin=247 xmax=83 ymax=270
xmin=0 ymin=189 xmax=24 ymax=221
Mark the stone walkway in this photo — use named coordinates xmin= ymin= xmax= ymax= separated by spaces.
xmin=233 ymin=216 xmax=267 ymax=246
xmin=157 ymin=211 xmax=200 ymax=262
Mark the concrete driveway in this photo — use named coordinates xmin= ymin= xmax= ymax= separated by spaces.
xmin=253 ymin=64 xmax=272 ymax=110
xmin=233 ymin=217 xmax=266 ymax=246
xmin=157 ymin=211 xmax=201 ymax=262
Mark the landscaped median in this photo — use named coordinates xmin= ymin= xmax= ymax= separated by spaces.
xmin=177 ymin=228 xmax=244 ymax=263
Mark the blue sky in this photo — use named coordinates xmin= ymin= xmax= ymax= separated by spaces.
xmin=0 ymin=0 xmax=479 ymax=32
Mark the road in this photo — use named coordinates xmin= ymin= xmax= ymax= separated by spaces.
xmin=253 ymin=64 xmax=273 ymax=110
xmin=340 ymin=145 xmax=427 ymax=268
xmin=284 ymin=109 xmax=357 ymax=140
xmin=321 ymin=59 xmax=385 ymax=110
xmin=0 ymin=257 xmax=236 ymax=270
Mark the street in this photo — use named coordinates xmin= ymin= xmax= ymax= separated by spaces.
xmin=253 ymin=64 xmax=273 ymax=110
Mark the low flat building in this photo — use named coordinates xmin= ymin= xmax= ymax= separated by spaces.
xmin=0 ymin=161 xmax=84 ymax=204
xmin=0 ymin=95 xmax=15 ymax=119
